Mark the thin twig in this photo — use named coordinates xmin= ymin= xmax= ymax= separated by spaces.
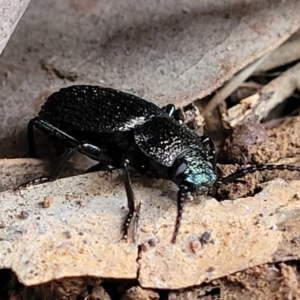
xmin=224 ymin=60 xmax=300 ymax=127
xmin=256 ymin=38 xmax=300 ymax=73
xmin=203 ymin=54 xmax=269 ymax=117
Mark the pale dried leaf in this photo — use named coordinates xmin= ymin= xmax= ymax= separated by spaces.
xmin=1 ymin=0 xmax=300 ymax=157
xmin=1 ymin=171 xmax=300 ymax=289
xmin=0 ymin=0 xmax=31 ymax=55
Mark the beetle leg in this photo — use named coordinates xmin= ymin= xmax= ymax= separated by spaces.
xmin=200 ymin=136 xmax=216 ymax=164
xmin=121 ymin=159 xmax=138 ymax=241
xmin=28 ymin=116 xmax=83 ymax=157
xmin=80 ymin=143 xmax=116 ymax=166
xmin=28 ymin=119 xmax=37 ymax=158
xmin=16 ymin=147 xmax=79 ymax=190
xmin=18 ymin=139 xmax=115 ymax=190
xmin=28 ymin=117 xmax=82 ymax=156
xmin=162 ymin=104 xmax=176 ymax=117
xmin=171 ymin=185 xmax=188 ymax=243
xmin=48 ymin=147 xmax=79 ymax=179
xmin=86 ymin=163 xmax=115 ymax=173
xmin=162 ymin=104 xmax=186 ymax=124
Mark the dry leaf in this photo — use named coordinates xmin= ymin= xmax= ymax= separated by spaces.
xmin=1 ymin=0 xmax=300 ymax=157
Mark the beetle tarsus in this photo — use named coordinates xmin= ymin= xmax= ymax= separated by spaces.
xmin=16 ymin=176 xmax=50 ymax=190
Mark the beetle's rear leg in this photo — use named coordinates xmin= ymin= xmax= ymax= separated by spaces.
xmin=17 ymin=141 xmax=112 ymax=190
xmin=28 ymin=118 xmax=38 ymax=158
xmin=86 ymin=163 xmax=116 ymax=173
xmin=27 ymin=116 xmax=81 ymax=158
xmin=16 ymin=146 xmax=80 ymax=190
xmin=121 ymin=159 xmax=140 ymax=242
xmin=20 ymin=117 xmax=116 ymax=189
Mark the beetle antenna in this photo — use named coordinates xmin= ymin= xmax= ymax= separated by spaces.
xmin=221 ymin=164 xmax=300 ymax=184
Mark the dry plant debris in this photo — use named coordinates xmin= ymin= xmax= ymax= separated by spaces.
xmin=1 ymin=0 xmax=300 ymax=158
xmin=223 ymin=61 xmax=300 ymax=127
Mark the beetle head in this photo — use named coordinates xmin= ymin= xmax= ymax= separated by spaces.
xmin=173 ymin=148 xmax=217 ymax=193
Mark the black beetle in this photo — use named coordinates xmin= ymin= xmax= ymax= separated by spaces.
xmin=19 ymin=85 xmax=300 ymax=243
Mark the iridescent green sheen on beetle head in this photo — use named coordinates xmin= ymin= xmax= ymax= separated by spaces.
xmin=174 ymin=148 xmax=217 ymax=192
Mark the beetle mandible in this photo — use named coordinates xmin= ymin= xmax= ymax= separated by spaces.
xmin=19 ymin=85 xmax=300 ymax=243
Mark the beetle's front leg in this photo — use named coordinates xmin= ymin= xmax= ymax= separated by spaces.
xmin=121 ymin=159 xmax=140 ymax=242
xmin=171 ymin=185 xmax=188 ymax=243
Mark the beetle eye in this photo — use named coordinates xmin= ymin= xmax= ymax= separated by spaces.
xmin=175 ymin=163 xmax=187 ymax=176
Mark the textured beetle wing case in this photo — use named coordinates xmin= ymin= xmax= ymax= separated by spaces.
xmin=134 ymin=116 xmax=204 ymax=166
xmin=39 ymin=85 xmax=165 ymax=133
